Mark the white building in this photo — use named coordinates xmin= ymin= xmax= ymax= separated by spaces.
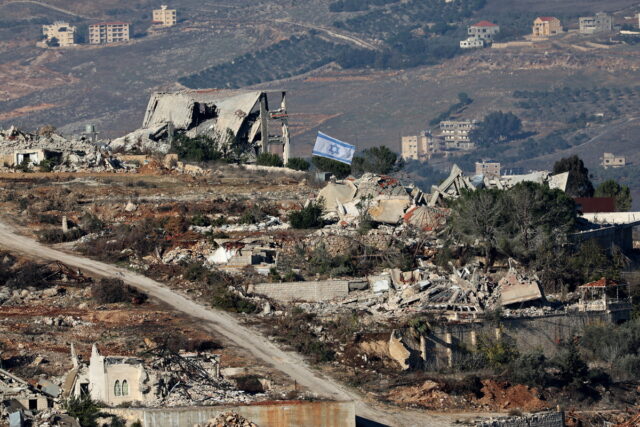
xmin=153 ymin=5 xmax=177 ymax=27
xmin=42 ymin=22 xmax=77 ymax=47
xmin=579 ymin=12 xmax=613 ymax=34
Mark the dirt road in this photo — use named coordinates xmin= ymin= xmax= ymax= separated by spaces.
xmin=1 ymin=1 xmax=90 ymax=18
xmin=0 ymin=221 xmax=459 ymax=426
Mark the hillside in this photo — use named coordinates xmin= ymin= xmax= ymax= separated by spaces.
xmin=0 ymin=0 xmax=638 ymax=182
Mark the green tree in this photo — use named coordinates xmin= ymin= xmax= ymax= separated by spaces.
xmin=286 ymin=157 xmax=310 ymax=171
xmin=351 ymin=146 xmax=400 ymax=176
xmin=449 ymin=189 xmax=504 ymax=267
xmin=288 ymin=200 xmax=324 ymax=229
xmin=595 ymin=179 xmax=632 ymax=211
xmin=554 ymin=339 xmax=589 ymax=386
xmin=256 ymin=152 xmax=283 ymax=167
xmin=170 ymin=134 xmax=223 ymax=162
xmin=553 ymin=155 xmax=594 ymax=198
xmin=63 ymin=395 xmax=100 ymax=427
xmin=499 ymin=182 xmax=576 ymax=261
xmin=312 ymin=156 xmax=351 ymax=179
xmin=470 ymin=111 xmax=522 ymax=146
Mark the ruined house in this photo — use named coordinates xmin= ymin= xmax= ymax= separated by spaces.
xmin=428 ymin=164 xmax=570 ymax=207
xmin=65 ymin=344 xmax=225 ymax=407
xmin=111 ymin=90 xmax=291 ymax=162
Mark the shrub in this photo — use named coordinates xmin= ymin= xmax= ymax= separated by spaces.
xmin=288 ymin=200 xmax=323 ymax=229
xmin=286 ymin=157 xmax=310 ymax=171
xmin=553 ymin=339 xmax=589 ymax=386
xmin=171 ymin=134 xmax=223 ymax=162
xmin=190 ymin=214 xmax=212 ymax=227
xmin=477 ymin=334 xmax=519 ymax=369
xmin=63 ymin=395 xmax=100 ymax=427
xmin=256 ymin=153 xmax=284 ymax=167
xmin=234 ymin=375 xmax=266 ymax=393
xmin=311 ymin=157 xmax=351 ymax=179
xmin=507 ymin=350 xmax=547 ymax=387
xmin=4 ymin=261 xmax=49 ymax=290
xmin=211 ymin=288 xmax=257 ymax=313
xmin=38 ymin=228 xmax=86 ymax=243
xmin=91 ymin=278 xmax=148 ymax=305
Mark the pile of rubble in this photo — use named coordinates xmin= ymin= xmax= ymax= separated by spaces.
xmin=317 ymin=173 xmax=447 ymax=231
xmin=288 ymin=264 xmax=546 ymax=320
xmin=0 ymin=126 xmax=118 ymax=171
xmin=198 ymin=411 xmax=258 ymax=427
xmin=428 ymin=164 xmax=569 ymax=207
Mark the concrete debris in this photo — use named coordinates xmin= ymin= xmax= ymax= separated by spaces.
xmin=429 ymin=165 xmax=571 ymax=207
xmin=0 ymin=126 xmax=117 ymax=172
xmin=254 ymin=261 xmax=555 ymax=321
xmin=316 ymin=173 xmax=447 ymax=229
xmin=66 ymin=344 xmax=256 ymax=409
xmin=192 ymin=216 xmax=289 ymax=234
xmin=497 ymin=267 xmax=544 ymax=306
xmin=198 ymin=411 xmax=258 ymax=427
xmin=110 ymin=90 xmax=291 ymax=162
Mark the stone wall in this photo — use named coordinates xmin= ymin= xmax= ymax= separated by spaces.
xmin=247 ymin=280 xmax=350 ymax=302
xmin=425 ymin=312 xmax=612 ymax=368
xmin=105 ymin=400 xmax=355 ymax=427
xmin=476 ymin=411 xmax=564 ymax=427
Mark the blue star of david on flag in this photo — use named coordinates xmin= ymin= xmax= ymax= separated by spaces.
xmin=312 ymin=132 xmax=356 ymax=165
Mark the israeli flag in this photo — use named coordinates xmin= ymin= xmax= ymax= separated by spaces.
xmin=312 ymin=132 xmax=356 ymax=165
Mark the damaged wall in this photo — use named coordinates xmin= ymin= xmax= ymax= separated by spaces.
xmin=247 ymin=280 xmax=351 ymax=302
xmin=105 ymin=400 xmax=356 ymax=427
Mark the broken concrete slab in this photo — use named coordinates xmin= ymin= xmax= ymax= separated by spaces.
xmin=318 ymin=181 xmax=358 ymax=213
xmin=368 ymin=198 xmax=411 ymax=224
xmin=498 ymin=270 xmax=543 ymax=306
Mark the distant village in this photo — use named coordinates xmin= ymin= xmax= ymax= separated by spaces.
xmin=40 ymin=5 xmax=177 ymax=47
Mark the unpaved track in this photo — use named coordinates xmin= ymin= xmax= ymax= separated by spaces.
xmin=0 ymin=0 xmax=90 ymax=18
xmin=0 ymin=221 xmax=457 ymax=426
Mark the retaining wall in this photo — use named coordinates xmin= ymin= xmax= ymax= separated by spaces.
xmin=247 ymin=280 xmax=350 ymax=302
xmin=105 ymin=400 xmax=355 ymax=427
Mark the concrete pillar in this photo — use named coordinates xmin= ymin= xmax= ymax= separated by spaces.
xmin=470 ymin=330 xmax=477 ymax=349
xmin=420 ymin=335 xmax=427 ymax=362
xmin=495 ymin=327 xmax=502 ymax=340
xmin=62 ymin=216 xmax=68 ymax=233
xmin=445 ymin=332 xmax=453 ymax=368
xmin=280 ymin=92 xmax=290 ymax=165
xmin=259 ymin=94 xmax=269 ymax=154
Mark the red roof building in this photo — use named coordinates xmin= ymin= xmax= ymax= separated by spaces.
xmin=574 ymin=197 xmax=616 ymax=213
xmin=472 ymin=20 xmax=498 ymax=27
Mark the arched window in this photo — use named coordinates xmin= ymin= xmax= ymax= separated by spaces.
xmin=121 ymin=380 xmax=129 ymax=396
xmin=114 ymin=380 xmax=121 ymax=397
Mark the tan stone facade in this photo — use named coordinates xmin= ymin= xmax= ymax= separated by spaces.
xmin=42 ymin=22 xmax=76 ymax=47
xmin=401 ymin=132 xmax=443 ymax=161
xmin=89 ymin=22 xmax=130 ymax=44
xmin=153 ymin=5 xmax=177 ymax=27
xmin=532 ymin=17 xmax=562 ymax=38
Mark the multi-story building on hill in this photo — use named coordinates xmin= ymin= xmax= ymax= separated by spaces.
xmin=89 ymin=22 xmax=130 ymax=45
xmin=401 ymin=132 xmax=443 ymax=161
xmin=460 ymin=20 xmax=499 ymax=49
xmin=579 ymin=13 xmax=613 ymax=34
xmin=42 ymin=22 xmax=77 ymax=47
xmin=532 ymin=16 xmax=562 ymax=38
xmin=475 ymin=160 xmax=501 ymax=178
xmin=439 ymin=120 xmax=477 ymax=150
xmin=601 ymin=152 xmax=626 ymax=169
xmin=153 ymin=5 xmax=177 ymax=27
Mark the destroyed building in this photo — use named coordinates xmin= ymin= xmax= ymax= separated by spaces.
xmin=0 ymin=126 xmax=122 ymax=172
xmin=111 ymin=90 xmax=291 ymax=162
xmin=64 ymin=344 xmax=243 ymax=408
xmin=428 ymin=164 xmax=569 ymax=206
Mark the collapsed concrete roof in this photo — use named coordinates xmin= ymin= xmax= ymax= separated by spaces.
xmin=142 ymin=90 xmax=263 ymax=138
xmin=429 ymin=165 xmax=571 ymax=206
xmin=318 ymin=174 xmax=432 ymax=226
xmin=111 ymin=89 xmax=291 ymax=160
